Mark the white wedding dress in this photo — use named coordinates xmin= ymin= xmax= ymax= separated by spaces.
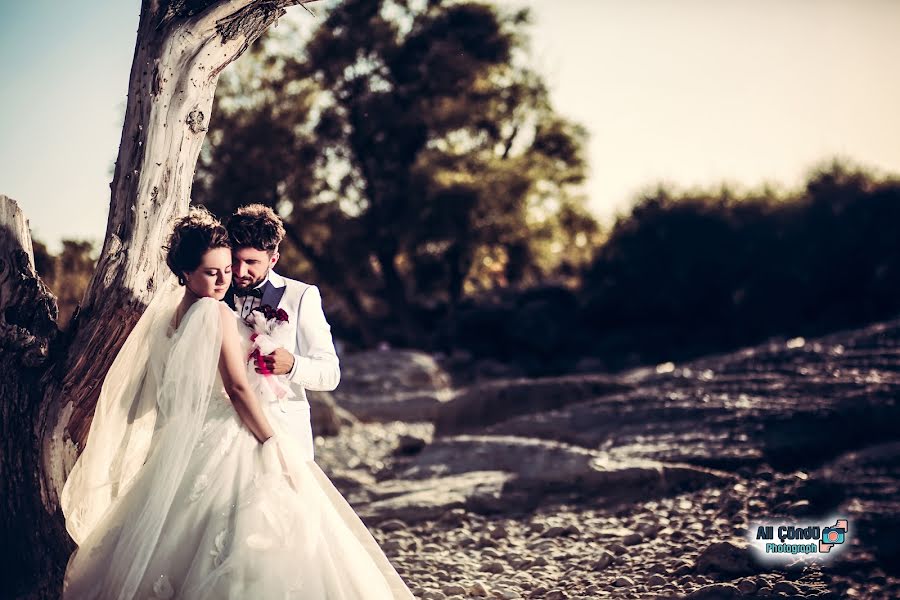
xmin=60 ymin=287 xmax=414 ymax=600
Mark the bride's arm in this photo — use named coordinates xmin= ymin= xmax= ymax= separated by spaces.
xmin=217 ymin=302 xmax=275 ymax=443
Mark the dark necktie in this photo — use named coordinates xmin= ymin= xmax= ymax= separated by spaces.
xmin=237 ymin=286 xmax=264 ymax=299
xmin=236 ymin=283 xmax=266 ymax=318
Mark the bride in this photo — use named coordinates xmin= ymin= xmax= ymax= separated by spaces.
xmin=60 ymin=208 xmax=415 ymax=599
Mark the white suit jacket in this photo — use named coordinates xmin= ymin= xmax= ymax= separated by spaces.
xmin=227 ymin=270 xmax=341 ymax=410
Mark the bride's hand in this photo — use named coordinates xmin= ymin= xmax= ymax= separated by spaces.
xmin=261 ymin=435 xmax=299 ymax=492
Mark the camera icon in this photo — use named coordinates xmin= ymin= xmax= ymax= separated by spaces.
xmin=822 ymin=526 xmax=845 ymax=544
xmin=819 ymin=519 xmax=848 ymax=553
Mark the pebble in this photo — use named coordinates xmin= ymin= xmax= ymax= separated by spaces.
xmin=608 ymin=543 xmax=628 ymax=555
xmin=772 ymin=581 xmax=801 ymax=595
xmin=593 ymin=551 xmax=614 ymax=570
xmin=378 ymin=518 xmax=407 ymax=531
xmin=622 ymin=532 xmax=643 ymax=545
xmin=480 ymin=561 xmax=505 ymax=574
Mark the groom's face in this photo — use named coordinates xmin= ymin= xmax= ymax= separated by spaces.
xmin=231 ymin=246 xmax=279 ymax=293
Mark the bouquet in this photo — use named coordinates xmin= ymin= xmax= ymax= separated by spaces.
xmin=244 ymin=304 xmax=294 ymax=405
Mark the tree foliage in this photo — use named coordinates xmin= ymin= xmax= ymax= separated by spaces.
xmin=576 ymin=160 xmax=900 ymax=369
xmin=32 ymin=240 xmax=95 ymax=329
xmin=194 ymin=0 xmax=598 ymax=348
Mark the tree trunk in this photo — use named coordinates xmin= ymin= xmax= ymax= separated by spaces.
xmin=0 ymin=196 xmax=64 ymax=599
xmin=1 ymin=2 xmax=312 ymax=597
xmin=375 ymin=244 xmax=419 ymax=346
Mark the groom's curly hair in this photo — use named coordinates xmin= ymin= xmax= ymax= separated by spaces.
xmin=226 ymin=204 xmax=286 ymax=253
xmin=164 ymin=205 xmax=230 ymax=283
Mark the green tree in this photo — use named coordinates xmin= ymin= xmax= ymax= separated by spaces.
xmin=194 ymin=0 xmax=598 ymax=348
xmin=32 ymin=239 xmax=97 ymax=329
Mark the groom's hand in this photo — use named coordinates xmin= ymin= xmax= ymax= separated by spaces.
xmin=258 ymin=348 xmax=295 ymax=375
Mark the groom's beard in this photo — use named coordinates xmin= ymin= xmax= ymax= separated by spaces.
xmin=232 ymin=269 xmax=270 ymax=296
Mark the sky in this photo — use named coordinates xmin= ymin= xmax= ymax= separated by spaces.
xmin=1 ymin=0 xmax=899 ymax=252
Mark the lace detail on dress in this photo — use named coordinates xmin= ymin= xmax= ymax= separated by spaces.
xmin=210 ymin=529 xmax=230 ymax=568
xmin=188 ymin=475 xmax=210 ymax=502
xmin=150 ymin=574 xmax=175 ymax=599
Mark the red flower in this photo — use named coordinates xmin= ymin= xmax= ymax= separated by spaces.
xmin=252 ymin=304 xmax=278 ymax=321
xmin=275 ymin=308 xmax=289 ymax=322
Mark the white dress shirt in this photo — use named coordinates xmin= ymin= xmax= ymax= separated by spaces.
xmin=234 ymin=272 xmax=271 ymax=320
xmin=235 ymin=270 xmax=340 ymax=396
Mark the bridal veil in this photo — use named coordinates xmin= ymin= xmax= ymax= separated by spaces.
xmin=61 ymin=283 xmax=224 ymax=598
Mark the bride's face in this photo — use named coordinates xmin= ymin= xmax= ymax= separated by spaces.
xmin=184 ymin=247 xmax=232 ymax=300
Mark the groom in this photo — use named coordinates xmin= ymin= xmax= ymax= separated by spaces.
xmin=224 ymin=203 xmax=340 ymax=461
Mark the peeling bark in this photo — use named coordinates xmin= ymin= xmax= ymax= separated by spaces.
xmin=1 ymin=1 xmax=314 ymax=596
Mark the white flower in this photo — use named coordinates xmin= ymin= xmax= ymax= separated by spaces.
xmin=188 ymin=474 xmax=209 ymax=502
xmin=152 ymin=574 xmax=174 ymax=599
xmin=210 ymin=529 xmax=229 ymax=568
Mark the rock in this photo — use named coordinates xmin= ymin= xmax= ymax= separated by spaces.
xmin=437 ymin=508 xmax=469 ymax=527
xmin=399 ymin=435 xmax=596 ymax=483
xmin=393 ymin=433 xmax=429 ymax=456
xmin=636 ymin=521 xmax=663 ymax=537
xmin=685 ymin=583 xmax=742 ymax=599
xmin=325 ymin=468 xmax=375 ymax=495
xmin=608 ymin=543 xmax=628 ymax=555
xmin=331 ymin=350 xmax=454 ymax=422
xmin=736 ymin=578 xmax=757 ymax=594
xmin=593 ymin=551 xmax=614 ymax=570
xmin=540 ymin=525 xmax=579 ymax=538
xmin=810 ymin=441 xmax=900 ymax=573
xmin=490 ymin=523 xmax=509 ymax=539
xmin=376 ymin=518 xmax=407 ymax=532
xmin=694 ymin=540 xmax=758 ymax=577
xmin=480 ymin=560 xmax=505 ymax=573
xmin=307 ymin=315 xmax=900 ymax=600
xmin=622 ymin=532 xmax=643 ymax=545
xmin=441 ymin=584 xmax=467 ymax=595
xmin=612 ymin=576 xmax=633 ymax=587
xmin=434 ymin=374 xmax=631 ymax=435
xmin=530 ymin=556 xmax=549 ymax=567
xmin=772 ymin=581 xmax=801 ymax=595
xmin=307 ymin=390 xmax=353 ymax=436
xmin=397 ymin=434 xmax=732 ymax=503
xmin=358 ymin=471 xmax=513 ymax=523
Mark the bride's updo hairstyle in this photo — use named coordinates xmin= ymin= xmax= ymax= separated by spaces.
xmin=164 ymin=205 xmax=230 ymax=285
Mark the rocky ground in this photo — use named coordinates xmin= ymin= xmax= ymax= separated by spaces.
xmin=310 ymin=317 xmax=900 ymax=599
